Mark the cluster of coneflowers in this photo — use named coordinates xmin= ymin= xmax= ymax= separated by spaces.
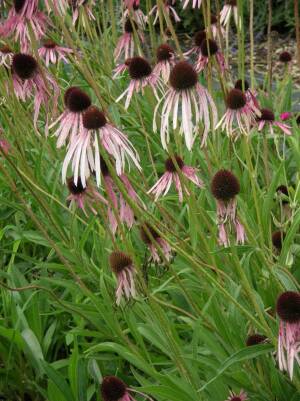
xmin=1 ymin=0 xmax=300 ymax=394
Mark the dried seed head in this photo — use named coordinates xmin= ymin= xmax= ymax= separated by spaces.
xmin=14 ymin=0 xmax=26 ymax=13
xmin=165 ymin=155 xmax=184 ymax=172
xmin=170 ymin=61 xmax=198 ymax=90
xmin=234 ymin=79 xmax=249 ymax=92
xmin=276 ymin=185 xmax=289 ymax=204
xmin=276 ymin=291 xmax=300 ymax=323
xmin=101 ymin=376 xmax=127 ymax=401
xmin=43 ymin=39 xmax=57 ymax=49
xmin=279 ymin=51 xmax=292 ymax=63
xmin=82 ymin=106 xmax=107 ymax=130
xmin=259 ymin=108 xmax=275 ymax=121
xmin=64 ymin=87 xmax=91 ymax=112
xmin=200 ymin=39 xmax=219 ymax=57
xmin=194 ymin=30 xmax=206 ymax=47
xmin=156 ymin=44 xmax=174 ymax=62
xmin=210 ymin=15 xmax=218 ymax=24
xmin=211 ymin=169 xmax=240 ymax=201
xmin=109 ymin=251 xmax=132 ymax=274
xmin=67 ymin=177 xmax=86 ymax=195
xmin=12 ymin=53 xmax=38 ymax=79
xmin=226 ymin=88 xmax=246 ymax=110
xmin=272 ymin=231 xmax=285 ymax=250
xmin=124 ymin=18 xmax=137 ymax=33
xmin=140 ymin=223 xmax=160 ymax=244
xmin=128 ymin=56 xmax=152 ymax=79
xmin=226 ymin=0 xmax=237 ymax=5
xmin=246 ymin=334 xmax=267 ymax=346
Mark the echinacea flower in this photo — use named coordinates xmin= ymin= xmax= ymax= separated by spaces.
xmin=220 ymin=0 xmax=239 ymax=28
xmin=195 ymin=38 xmax=226 ymax=73
xmin=101 ymin=376 xmax=152 ymax=401
xmin=234 ymin=79 xmax=259 ymax=110
xmin=246 ymin=334 xmax=267 ymax=346
xmin=257 ymin=108 xmax=292 ymax=136
xmin=123 ymin=1 xmax=146 ymax=28
xmin=116 ymin=56 xmax=159 ymax=109
xmin=148 ymin=0 xmax=180 ymax=25
xmin=211 ymin=169 xmax=245 ymax=246
xmin=62 ymin=105 xmax=141 ymax=187
xmin=114 ymin=18 xmax=144 ymax=62
xmin=216 ymin=88 xmax=260 ymax=138
xmin=225 ymin=390 xmax=248 ymax=401
xmin=66 ymin=176 xmax=107 ymax=216
xmin=140 ymin=223 xmax=172 ymax=262
xmin=51 ymin=86 xmax=91 ymax=147
xmin=184 ymin=30 xmax=206 ymax=57
xmin=113 ymin=58 xmax=132 ymax=79
xmin=148 ymin=155 xmax=204 ymax=202
xmin=109 ymin=251 xmax=136 ymax=304
xmin=272 ymin=231 xmax=285 ymax=251
xmin=38 ymin=39 xmax=73 ymax=66
xmin=279 ymin=51 xmax=292 ymax=64
xmin=153 ymin=43 xmax=176 ymax=83
xmin=276 ymin=291 xmax=300 ymax=379
xmin=11 ymin=53 xmax=59 ymax=128
xmin=154 ymin=61 xmax=217 ymax=149
xmin=101 ymin=158 xmax=138 ymax=234
xmin=0 ymin=45 xmax=13 ymax=68
xmin=0 ymin=0 xmax=48 ymax=52
xmin=71 ymin=0 xmax=96 ymax=26
xmin=181 ymin=0 xmax=202 ymax=10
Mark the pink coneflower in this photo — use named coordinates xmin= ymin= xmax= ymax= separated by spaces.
xmin=216 ymin=88 xmax=260 ymax=138
xmin=116 ymin=56 xmax=159 ymax=109
xmin=234 ymin=79 xmax=259 ymax=110
xmin=101 ymin=376 xmax=153 ymax=401
xmin=154 ymin=61 xmax=217 ymax=149
xmin=211 ymin=169 xmax=245 ymax=246
xmin=11 ymin=53 xmax=59 ymax=128
xmin=140 ymin=223 xmax=172 ymax=263
xmin=257 ymin=108 xmax=292 ymax=136
xmin=184 ymin=30 xmax=206 ymax=57
xmin=66 ymin=176 xmax=107 ymax=216
xmin=148 ymin=0 xmax=180 ymax=25
xmin=195 ymin=38 xmax=226 ymax=73
xmin=38 ymin=39 xmax=73 ymax=67
xmin=276 ymin=291 xmax=300 ymax=380
xmin=0 ymin=0 xmax=48 ymax=52
xmin=280 ymin=111 xmax=293 ymax=121
xmin=123 ymin=2 xmax=146 ymax=28
xmin=148 ymin=155 xmax=204 ymax=202
xmin=114 ymin=18 xmax=144 ymax=62
xmin=51 ymin=86 xmax=91 ymax=147
xmin=71 ymin=0 xmax=96 ymax=25
xmin=153 ymin=44 xmax=176 ymax=83
xmin=181 ymin=0 xmax=202 ymax=10
xmin=109 ymin=252 xmax=136 ymax=304
xmin=62 ymin=106 xmax=141 ymax=187
xmin=220 ymin=0 xmax=239 ymax=27
xmin=225 ymin=390 xmax=248 ymax=401
xmin=0 ymin=45 xmax=13 ymax=68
